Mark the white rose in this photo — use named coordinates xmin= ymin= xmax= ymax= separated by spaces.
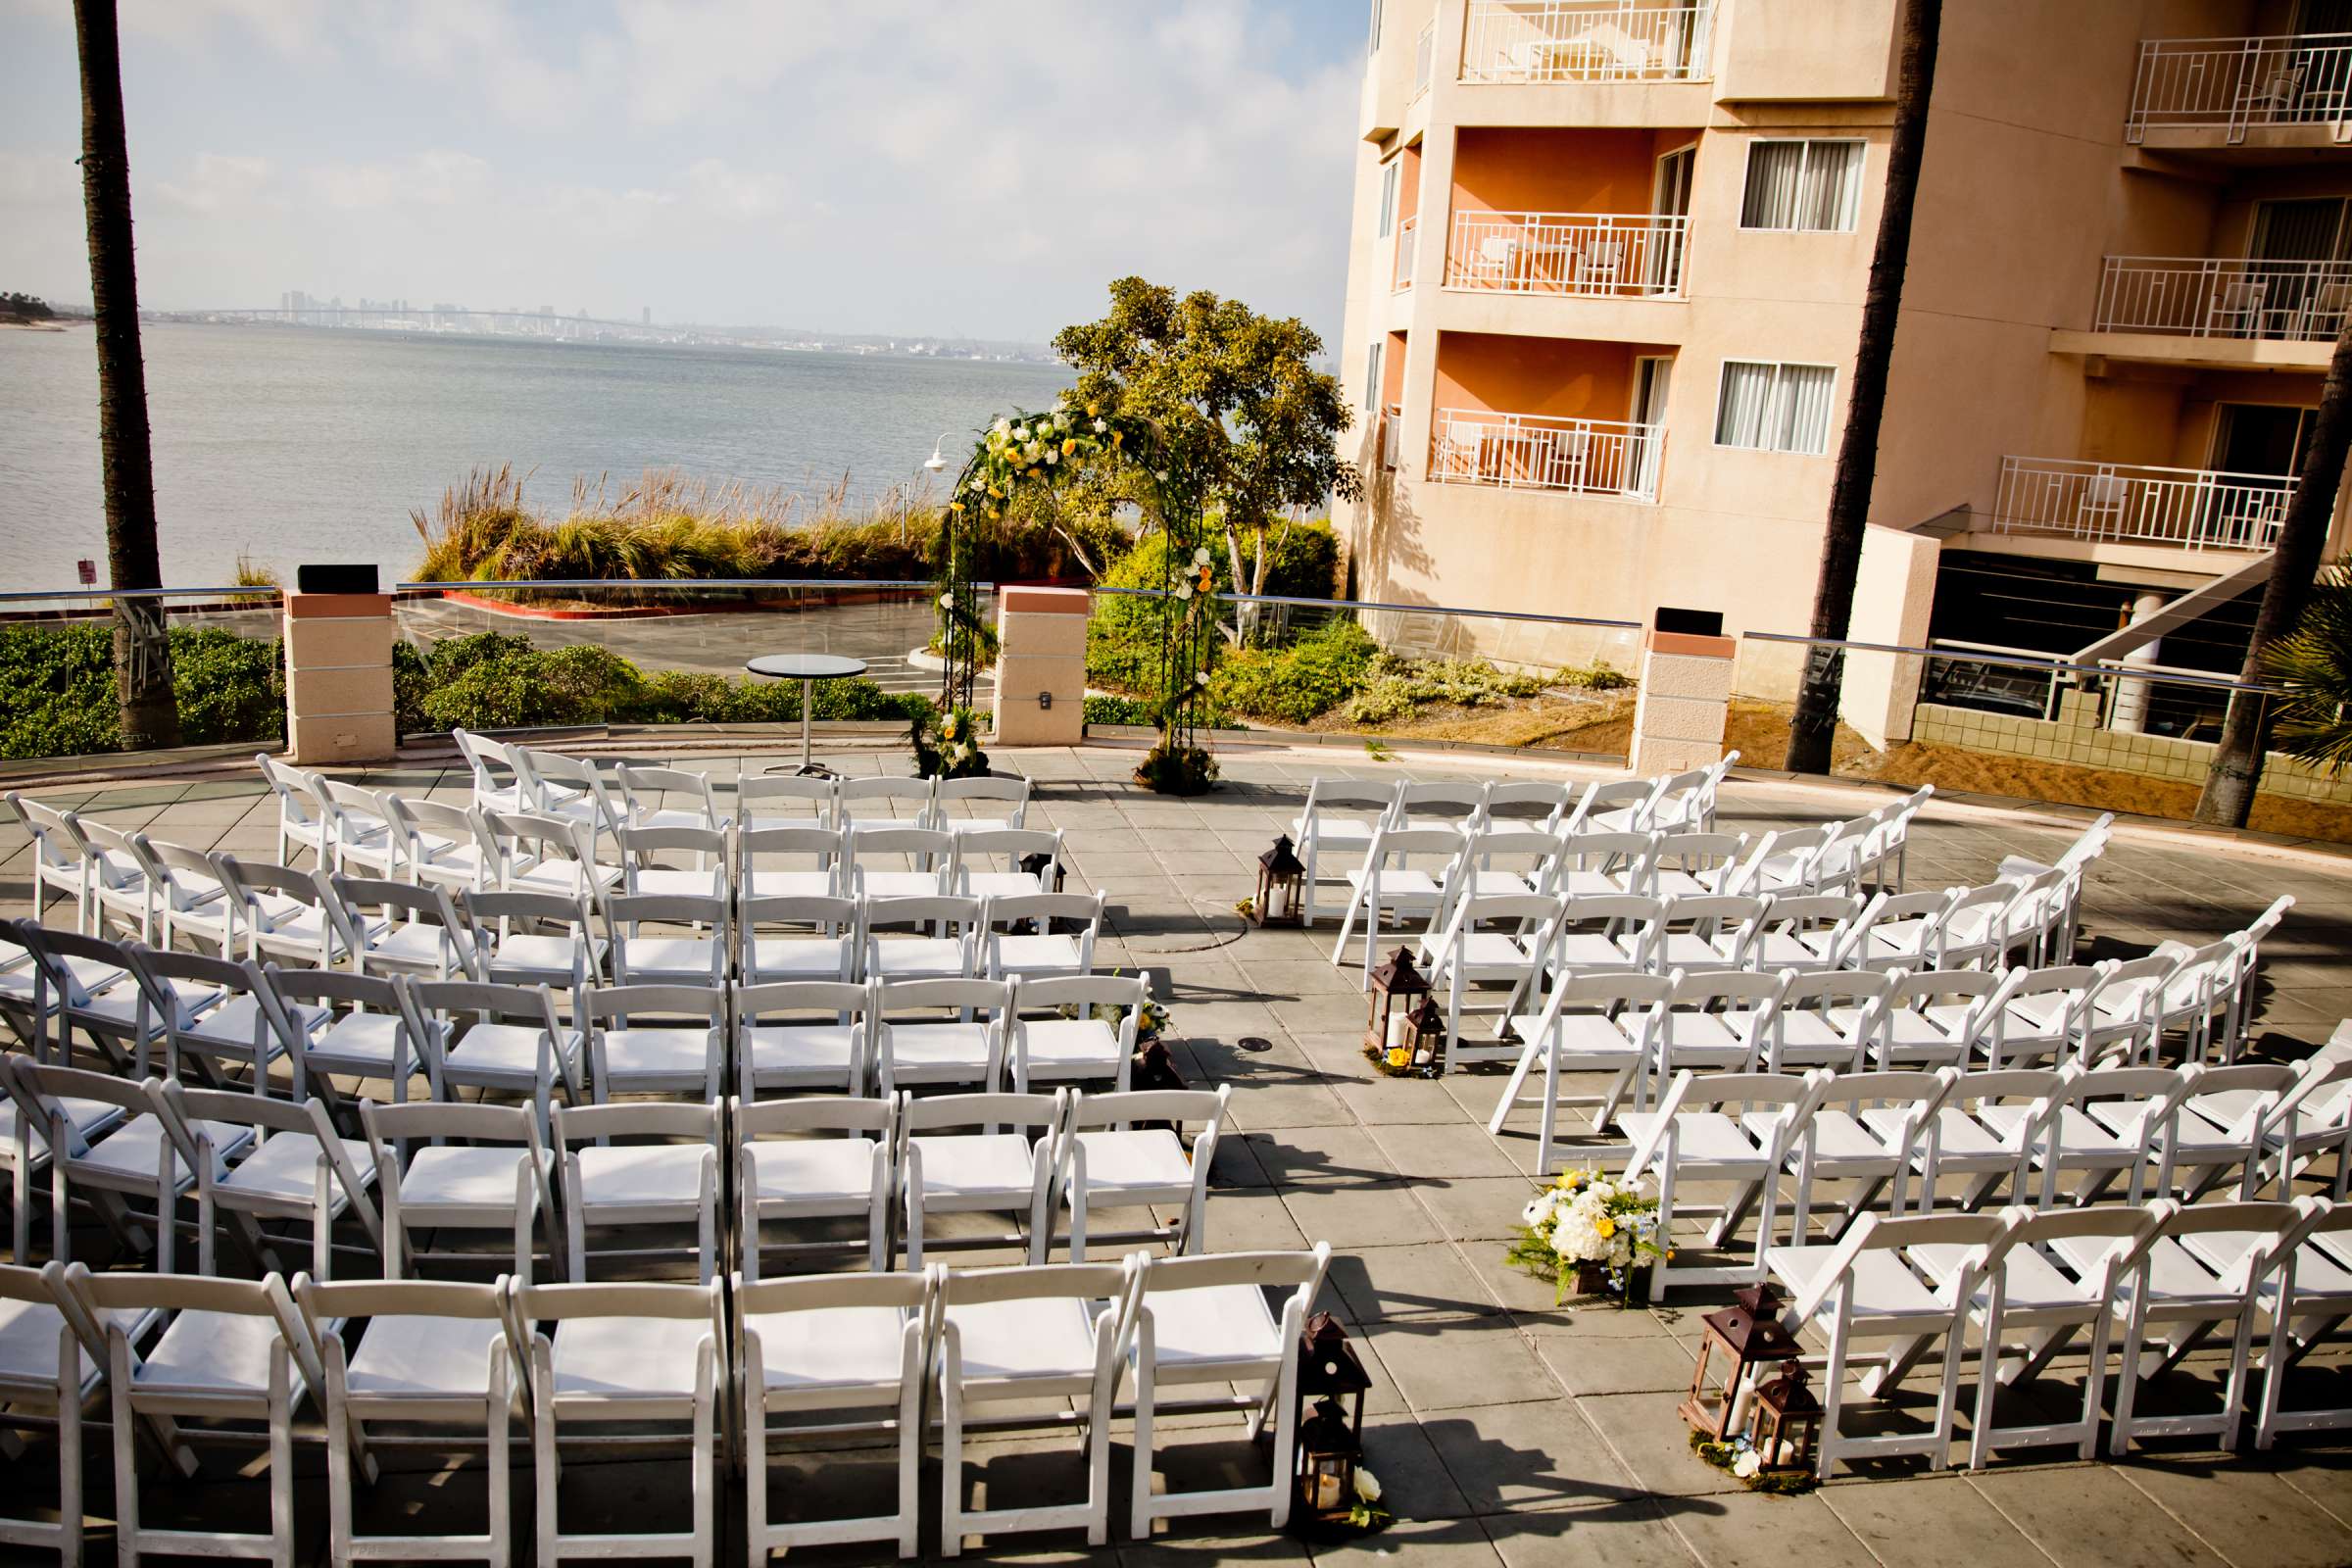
xmin=1352 ymin=1468 xmax=1383 ymax=1503
xmin=1155 ymin=469 xmax=1170 ymax=482
xmin=1176 ymin=583 xmax=1194 ymax=600
xmin=994 ymin=417 xmax=1011 ymax=435
xmin=1195 ymin=670 xmax=1209 ymax=687
xmin=1046 ymin=449 xmax=1059 ymax=465
xmin=1193 ymin=547 xmax=1210 ymax=565
xmin=938 ymin=593 xmax=955 ymax=610
xmin=1093 ymin=418 xmax=1106 ymax=433
xmin=1733 ymin=1450 xmax=1762 ymax=1480
xmin=1013 ymin=424 xmax=1029 ymax=440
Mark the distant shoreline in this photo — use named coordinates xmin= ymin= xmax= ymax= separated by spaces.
xmin=0 ymin=319 xmax=74 ymax=332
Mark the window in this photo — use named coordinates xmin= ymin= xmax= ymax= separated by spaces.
xmin=1369 ymin=0 xmax=1384 ymax=51
xmin=1740 ymin=139 xmax=1865 ymax=232
xmin=1713 ymin=361 xmax=1838 ymax=455
xmin=1377 ymin=160 xmax=1399 ymax=239
xmin=1364 ymin=340 xmax=1383 ymax=412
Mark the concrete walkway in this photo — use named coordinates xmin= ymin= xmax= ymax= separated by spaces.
xmin=4 ymin=738 xmax=2349 ymax=1567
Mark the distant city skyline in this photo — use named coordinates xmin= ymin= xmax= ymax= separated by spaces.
xmin=0 ymin=1 xmax=1363 ymax=347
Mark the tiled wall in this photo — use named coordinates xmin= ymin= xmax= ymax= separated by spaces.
xmin=1911 ymin=700 xmax=2352 ymax=805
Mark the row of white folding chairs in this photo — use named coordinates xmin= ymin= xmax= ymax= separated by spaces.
xmin=0 ymin=1241 xmax=1330 ymax=1562
xmin=1765 ymin=1193 xmax=2352 ymax=1477
xmin=449 ymin=727 xmax=1034 ymax=835
xmin=1577 ymin=1043 xmax=2352 ymax=1298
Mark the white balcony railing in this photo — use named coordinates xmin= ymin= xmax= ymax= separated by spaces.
xmin=1431 ymin=409 xmax=1664 ymax=501
xmin=1460 ymin=0 xmax=1715 ymax=84
xmin=2127 ymin=32 xmax=2352 ymax=140
xmin=2093 ymin=255 xmax=2352 ymax=342
xmin=1413 ymin=19 xmax=1435 ymax=97
xmin=1446 ymin=210 xmax=1689 ymax=298
xmin=1393 ymin=215 xmax=1417 ymax=292
xmin=1990 ymin=457 xmax=2292 ymax=552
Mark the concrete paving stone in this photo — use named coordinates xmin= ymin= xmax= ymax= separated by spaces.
xmin=1415 ymin=1398 xmax=1646 ymax=1515
xmin=1816 ymin=1470 xmax=2044 ymax=1565
xmin=1413 ymin=1177 xmax=1550 ymax=1246
xmin=1249 ymin=1127 xmax=1403 ymax=1188
xmin=1282 ymin=1182 xmax=1446 ymax=1250
xmin=1244 ymin=960 xmax=1375 ymax=1002
xmin=1327 ymin=1242 xmax=1504 ymax=1323
xmin=1223 ymin=1082 xmax=1360 ymax=1132
xmin=1660 ymin=1488 xmax=1885 ymax=1568
xmin=1307 ymin=1516 xmax=1504 ymax=1565
xmin=1478 ymin=1498 xmax=1709 ymax=1568
xmin=1575 ymin=1391 xmax=1745 ymax=1498
xmin=1534 ymin=1333 xmax=1698 ymax=1397
xmin=2113 ymin=1455 xmax=2352 ymax=1567
xmin=1337 ymin=1076 xmax=1491 ymax=1126
xmin=1360 ymin=1317 xmax=1564 ymax=1413
xmin=1965 ymin=1463 xmax=2230 ymax=1568
xmin=1369 ymin=1122 xmax=1528 ymax=1181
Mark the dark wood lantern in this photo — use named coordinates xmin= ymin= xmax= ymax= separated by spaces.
xmin=1364 ymin=948 xmax=1433 ymax=1065
xmin=1018 ymin=851 xmax=1066 ymax=893
xmin=1680 ymin=1284 xmax=1801 ymax=1443
xmin=1750 ymin=1359 xmax=1823 ymax=1474
xmin=1295 ymin=1396 xmax=1361 ymax=1520
xmin=1253 ymin=834 xmax=1306 ymax=928
xmin=1296 ymin=1311 xmax=1371 ymax=1441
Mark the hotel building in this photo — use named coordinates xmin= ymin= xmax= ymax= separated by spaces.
xmin=1335 ymin=0 xmax=2352 ymax=742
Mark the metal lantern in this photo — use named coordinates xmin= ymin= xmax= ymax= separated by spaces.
xmin=1680 ymin=1284 xmax=1802 ymax=1443
xmin=1295 ymin=1396 xmax=1361 ymax=1520
xmin=1407 ymin=995 xmax=1446 ymax=1074
xmin=1364 ymin=948 xmax=1433 ymax=1066
xmin=1018 ymin=851 xmax=1067 ymax=893
xmin=1749 ymin=1358 xmax=1823 ymax=1475
xmin=1253 ymin=834 xmax=1306 ymax=928
xmin=1296 ymin=1311 xmax=1372 ymax=1445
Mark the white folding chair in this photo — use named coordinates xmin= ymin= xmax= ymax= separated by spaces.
xmin=950 ymin=827 xmax=1062 ymax=902
xmin=166 ymin=1080 xmax=382 ymax=1280
xmin=1867 ymin=967 xmax=2021 ymax=1071
xmin=1767 ymin=968 xmax=1888 ymax=1073
xmin=1421 ymin=891 xmax=1564 ymax=1066
xmin=735 ymin=979 xmax=871 ymax=1098
xmin=1893 ymin=1067 xmax=2067 ymax=1213
xmin=325 ymin=873 xmax=476 ymax=981
xmin=256 ymin=754 xmax=336 ymax=868
xmin=898 ymin=1090 xmax=1066 ymax=1267
xmin=1480 ymin=780 xmax=1576 ymax=833
xmin=552 ymin=1100 xmax=722 ymax=1283
xmin=736 ymin=825 xmax=848 ymax=901
xmin=1781 ymin=1068 xmax=1958 ymax=1244
xmin=736 ymin=894 xmax=858 ymax=985
xmin=1328 ymin=823 xmax=1465 ymax=983
xmin=1748 ymin=894 xmax=1864 ymax=970
xmin=511 ymin=749 xmax=622 ymax=842
xmin=2006 ymin=1064 xmax=2190 ymax=1208
xmin=1006 ymin=974 xmax=1140 ymax=1093
xmin=74 ymin=1265 xmax=323 ymax=1567
xmin=612 ymin=761 xmax=725 ymax=833
xmin=381 ymin=794 xmax=499 ymax=894
xmin=1654 ymin=893 xmax=1769 ymax=971
xmin=1843 ymin=887 xmax=1962 ymax=973
xmin=934 ymin=1259 xmax=1130 ymax=1554
xmin=1571 ymin=775 xmax=1669 ymax=835
xmin=1990 ymin=962 xmax=2115 ymax=1068
xmin=608 ymin=891 xmax=731 ymax=987
xmin=216 ymin=854 xmax=356 ymax=969
xmin=482 ymin=808 xmax=619 ymax=901
xmin=302 ymin=1274 xmax=522 ymax=1567
xmin=459 ymin=887 xmax=607 ymax=993
xmin=735 ymin=1095 xmax=897 ymax=1275
xmin=740 ymin=774 xmax=838 ymax=836
xmin=73 ymin=816 xmax=157 ymax=942
xmin=581 ymin=982 xmax=726 ymax=1102
xmin=1493 ymin=971 xmax=1673 ymax=1169
xmin=1391 ymin=780 xmax=1486 ymax=833
xmin=363 ymin=1099 xmax=560 ymax=1283
xmin=871 ymin=979 xmax=1010 ymax=1096
xmin=737 ymin=1268 xmax=931 ymax=1559
xmin=452 ymin=729 xmax=531 ymax=815
xmin=1617 ymin=1068 xmax=1829 ymax=1297
xmin=836 ymin=775 xmax=939 ymax=831
xmin=846 ymin=824 xmax=954 ymax=900
xmin=1654 ymin=968 xmax=1788 ymax=1080
xmin=1059 ymin=1086 xmax=1229 ymax=1260
xmin=1765 ymin=1210 xmax=2012 ymax=1477
xmin=2114 ymin=1061 xmax=2297 ymax=1202
xmin=512 ymin=1278 xmax=724 ymax=1566
xmin=12 ymin=924 xmax=142 ymax=1074
xmin=134 ymin=944 xmax=309 ymax=1094
xmin=984 ymin=890 xmax=1105 ymax=980
xmin=318 ymin=778 xmax=404 ymax=882
xmin=862 ymin=895 xmax=981 ymax=982
xmin=614 ymin=822 xmax=729 ymax=900
xmin=1288 ymin=779 xmax=1399 ymax=927
xmin=2254 ymin=1198 xmax=2352 ymax=1447
xmin=8 ymin=794 xmax=110 ymax=933
xmin=1650 ymin=831 xmax=1750 ymax=899
xmin=1117 ymin=1245 xmax=1331 ymax=1538
xmin=1546 ymin=830 xmax=1660 ymax=898
xmin=400 ymin=978 xmax=586 ymax=1134
xmin=135 ymin=836 xmax=240 ymax=957
xmin=1728 ymin=823 xmax=1838 ymax=897
xmin=270 ymin=965 xmax=439 ymax=1111
xmin=935 ymin=772 xmax=1031 ymax=834
xmin=0 ymin=1260 xmax=103 ymax=1562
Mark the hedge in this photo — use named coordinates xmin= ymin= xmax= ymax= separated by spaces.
xmin=0 ymin=623 xmax=285 ymax=760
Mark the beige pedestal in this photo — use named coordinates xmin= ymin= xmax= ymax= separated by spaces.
xmin=284 ymin=593 xmax=399 ymax=764
xmin=992 ymin=586 xmax=1088 ymax=747
xmin=1630 ymin=629 xmax=1733 ymax=775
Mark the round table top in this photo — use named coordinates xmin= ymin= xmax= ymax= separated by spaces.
xmin=745 ymin=652 xmax=869 ymax=680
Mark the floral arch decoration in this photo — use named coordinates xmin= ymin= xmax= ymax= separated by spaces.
xmin=933 ymin=395 xmax=1218 ymax=790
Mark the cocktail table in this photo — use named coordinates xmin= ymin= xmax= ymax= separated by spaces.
xmin=745 ymin=652 xmax=870 ymax=776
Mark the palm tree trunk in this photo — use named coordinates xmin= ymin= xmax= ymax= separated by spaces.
xmin=74 ymin=0 xmax=177 ymax=751
xmin=2192 ymin=315 xmax=2352 ymax=826
xmin=1786 ymin=0 xmax=1941 ymax=775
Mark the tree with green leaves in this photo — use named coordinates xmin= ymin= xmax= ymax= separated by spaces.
xmin=1053 ymin=277 xmax=1359 ymax=645
xmin=74 ymin=0 xmax=178 ymax=750
xmin=2262 ymin=558 xmax=2352 ymax=778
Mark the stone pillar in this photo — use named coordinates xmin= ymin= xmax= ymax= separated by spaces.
xmin=283 ymin=593 xmax=398 ymax=764
xmin=1630 ymin=627 xmax=1735 ymax=774
xmin=2109 ymin=588 xmax=2168 ymax=735
xmin=992 ymin=586 xmax=1088 ymax=747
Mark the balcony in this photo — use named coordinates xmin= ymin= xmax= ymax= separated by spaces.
xmin=1990 ymin=456 xmax=2290 ymax=553
xmin=2127 ymin=32 xmax=2352 ymax=143
xmin=1459 ymin=0 xmax=1715 ymax=84
xmin=1430 ymin=409 xmax=1663 ymax=501
xmin=2093 ymin=255 xmax=2352 ymax=343
xmin=1445 ymin=211 xmax=1688 ymax=299
xmin=1393 ymin=216 xmax=1417 ymax=292
xmin=1413 ymin=19 xmax=1435 ymax=99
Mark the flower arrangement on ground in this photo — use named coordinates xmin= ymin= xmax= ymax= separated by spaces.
xmin=1505 ymin=1167 xmax=1666 ymax=1305
xmin=911 ymin=704 xmax=990 ymax=780
xmin=1347 ymin=1466 xmax=1392 ymax=1531
xmin=1688 ymin=1430 xmax=1819 ymax=1496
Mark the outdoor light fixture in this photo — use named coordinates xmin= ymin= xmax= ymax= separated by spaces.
xmin=923 ymin=431 xmax=956 ymax=473
xmin=1364 ymin=948 xmax=1433 ymax=1070
xmin=1681 ymin=1284 xmax=1802 ymax=1444
xmin=1294 ymin=1311 xmax=1372 ymax=1520
xmin=1251 ymin=833 xmax=1306 ymax=928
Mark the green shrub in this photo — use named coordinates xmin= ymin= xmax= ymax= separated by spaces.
xmin=1342 ymin=653 xmax=1549 ymax=725
xmin=422 ymin=661 xmax=587 ymax=731
xmin=534 ymin=644 xmax=645 ymax=721
xmin=1555 ymin=661 xmax=1632 ymax=691
xmin=0 ymin=623 xmax=286 ymax=760
xmin=1209 ymin=619 xmax=1378 ymax=725
xmin=392 ymin=640 xmax=431 ymax=737
xmin=1084 ymin=695 xmax=1156 ymax=726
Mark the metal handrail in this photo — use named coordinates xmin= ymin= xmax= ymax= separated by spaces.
xmin=1745 ymin=628 xmax=2282 ymax=697
xmin=0 ymin=586 xmax=284 ymax=604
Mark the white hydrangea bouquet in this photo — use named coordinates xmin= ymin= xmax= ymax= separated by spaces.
xmin=1506 ymin=1167 xmax=1666 ymax=1305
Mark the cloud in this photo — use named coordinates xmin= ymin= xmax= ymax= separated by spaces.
xmin=154 ymin=153 xmax=277 ymax=215
xmin=309 ymin=150 xmax=494 ymax=212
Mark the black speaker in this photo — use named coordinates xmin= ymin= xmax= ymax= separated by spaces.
xmin=295 ymin=564 xmax=380 ymax=595
xmin=1653 ymin=606 xmax=1724 ymax=637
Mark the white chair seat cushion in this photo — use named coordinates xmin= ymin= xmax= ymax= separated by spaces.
xmin=0 ymin=1094 xmax=125 ymax=1157
xmin=356 ymin=925 xmax=461 ymax=973
xmin=858 ymin=872 xmax=944 ymax=900
xmin=1069 ymin=1128 xmax=1191 ymax=1195
xmin=745 ymin=869 xmax=838 ymax=900
xmin=1864 ymin=1105 xmax=2009 ymax=1166
xmin=745 ymin=938 xmax=849 ymax=980
xmin=136 ymin=1309 xmax=300 ymax=1398
xmin=1776 ymin=1011 xmax=1856 ymax=1053
xmin=944 ymin=1297 xmax=1100 ymax=1384
xmin=1555 ymin=869 xmax=1639 ymax=898
xmin=0 ymin=1298 xmax=89 ymax=1384
xmin=76 ymin=1116 xmax=253 ymax=1187
xmin=616 ymin=937 xmax=722 ymax=979
xmin=1505 ymin=1012 xmax=1640 ymax=1063
xmin=1019 ymin=1018 xmax=1122 ymax=1070
xmin=484 ymin=933 xmax=606 ymax=981
xmin=882 ymin=1022 xmax=993 ymax=1071
xmin=749 ymin=1139 xmax=882 ymax=1204
xmin=413 ymin=838 xmax=492 ymax=883
xmin=549 ymin=1314 xmax=708 ymax=1400
xmin=306 ymin=1010 xmax=408 ymax=1069
xmin=1751 ymin=1107 xmax=1888 ymax=1164
xmin=346 ymin=1315 xmax=505 ymax=1398
xmin=510 ymin=861 xmax=618 ymax=899
xmin=1425 ymin=932 xmax=1542 ymax=971
xmin=2059 ymin=1234 xmax=2236 ymax=1309
xmin=994 ymin=934 xmax=1084 ymax=974
xmin=1982 ymin=1104 xmax=2135 ymax=1163
xmin=1341 ymin=869 xmax=1442 ymax=903
xmin=745 ymin=1024 xmax=859 ymax=1078
xmin=1658 ymin=935 xmax=1740 ymax=968
xmin=1290 ymin=815 xmax=1380 ymax=849
xmin=749 ymin=1304 xmax=911 ymax=1392
xmin=1614 ymin=1111 xmax=1766 ymax=1170
xmin=1878 ymin=1004 xmax=1977 ymax=1053
xmin=1753 ymin=933 xmax=1838 ymax=968
xmin=627 ymin=868 xmax=722 ymax=899
xmin=220 ymin=1134 xmax=376 ymax=1202
xmin=1767 ymin=1244 xmax=1950 ymax=1324
xmin=1555 ymin=933 xmax=1641 ymax=967
xmin=964 ymin=873 xmax=1042 ymax=900
xmin=1862 ymin=920 xmax=1935 ymax=960
xmin=1134 ymin=1283 xmax=1283 ymax=1369
xmin=177 ymin=995 xmax=326 ymax=1056
xmin=444 ymin=1023 xmax=573 ymax=1077
xmin=909 ymin=1134 xmax=1038 ymax=1198
xmin=864 ymin=939 xmax=967 ymax=978
xmin=599 ymin=1027 xmax=715 ymax=1079
xmin=1916 ymin=1241 xmax=2097 ymax=1315
xmin=573 ymin=1144 xmax=709 ymax=1208
xmin=400 ymin=1146 xmax=550 ymax=1209
xmin=81 ymin=976 xmax=222 ymax=1030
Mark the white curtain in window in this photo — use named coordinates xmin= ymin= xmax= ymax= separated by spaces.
xmin=1364 ymin=341 xmax=1383 ymax=411
xmin=1713 ymin=361 xmax=1775 ymax=448
xmin=1775 ymin=364 xmax=1838 ymax=454
xmin=1741 ymin=140 xmax=1863 ymax=231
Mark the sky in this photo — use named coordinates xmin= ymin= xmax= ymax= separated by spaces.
xmin=0 ymin=0 xmax=1366 ymax=346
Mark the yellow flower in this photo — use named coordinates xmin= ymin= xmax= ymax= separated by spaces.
xmin=1593 ymin=1216 xmax=1616 ymax=1239
xmin=1554 ymin=1171 xmax=1583 ymax=1191
xmin=1111 ymin=431 xmax=1123 ymax=447
xmin=1086 ymin=403 xmax=1100 ymax=417
xmin=1061 ymin=438 xmax=1077 ymax=455
xmin=988 ymin=486 xmax=1004 ymax=500
xmin=949 ymin=502 xmax=962 ymax=514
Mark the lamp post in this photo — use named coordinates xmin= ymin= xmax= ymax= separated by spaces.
xmin=923 ymin=432 xmax=956 ymax=475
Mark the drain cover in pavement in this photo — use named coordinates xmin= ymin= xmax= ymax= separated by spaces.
xmin=1237 ymin=1036 xmax=1274 ymax=1053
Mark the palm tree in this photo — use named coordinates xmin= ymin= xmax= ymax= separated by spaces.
xmin=2195 ymin=315 xmax=2352 ymax=826
xmin=74 ymin=0 xmax=177 ymax=750
xmin=1785 ymin=0 xmax=1942 ymax=775
xmin=2262 ymin=559 xmax=2352 ymax=777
